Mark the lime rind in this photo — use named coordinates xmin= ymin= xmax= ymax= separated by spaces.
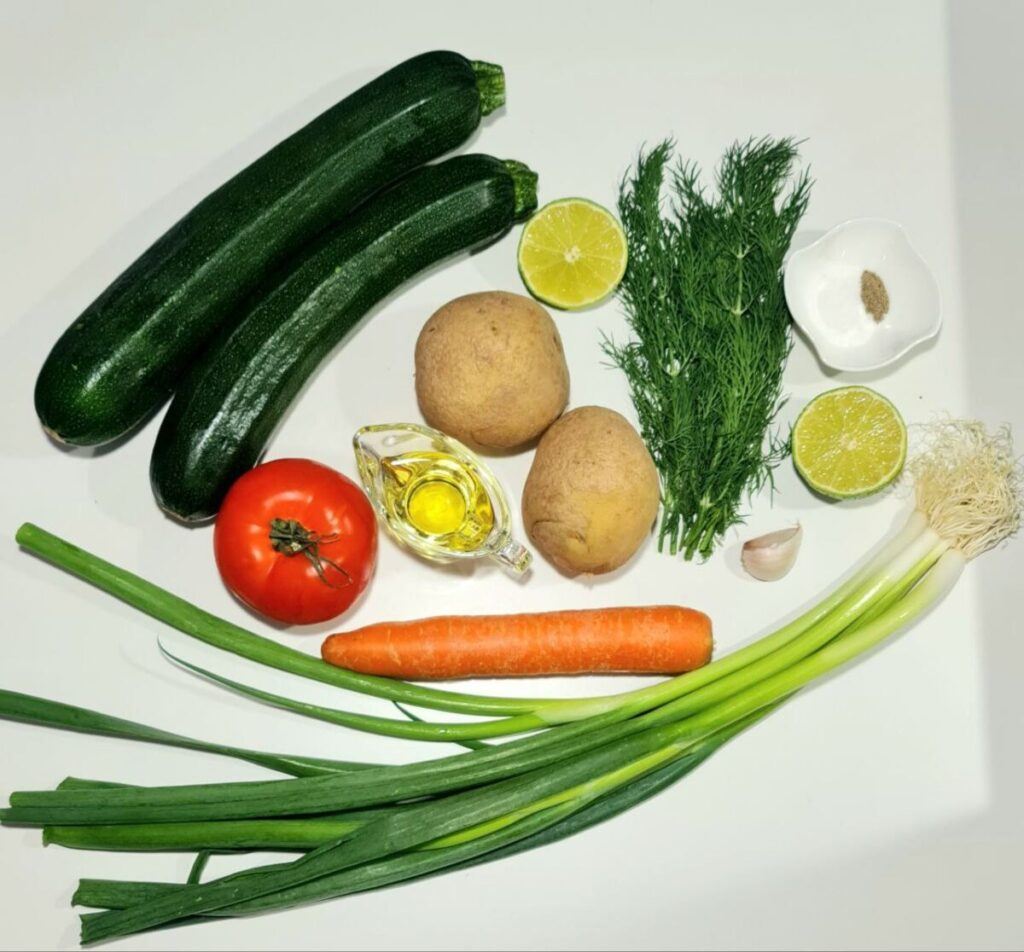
xmin=792 ymin=385 xmax=907 ymax=500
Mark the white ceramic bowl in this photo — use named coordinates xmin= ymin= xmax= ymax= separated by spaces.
xmin=784 ymin=219 xmax=941 ymax=372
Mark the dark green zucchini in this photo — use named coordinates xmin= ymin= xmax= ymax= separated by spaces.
xmin=35 ymin=51 xmax=505 ymax=446
xmin=150 ymin=154 xmax=538 ymax=521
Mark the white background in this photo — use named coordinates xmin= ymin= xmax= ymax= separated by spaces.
xmin=1 ymin=2 xmax=1021 ymax=949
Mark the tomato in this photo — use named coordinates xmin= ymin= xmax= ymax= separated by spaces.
xmin=214 ymin=459 xmax=377 ymax=626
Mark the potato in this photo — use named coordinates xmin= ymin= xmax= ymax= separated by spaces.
xmin=522 ymin=406 xmax=660 ymax=575
xmin=415 ymin=291 xmax=569 ymax=451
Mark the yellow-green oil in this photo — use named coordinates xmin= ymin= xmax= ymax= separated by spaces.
xmin=379 ymin=451 xmax=494 ymax=553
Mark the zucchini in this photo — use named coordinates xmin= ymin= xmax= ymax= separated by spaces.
xmin=150 ymin=154 xmax=538 ymax=521
xmin=35 ymin=51 xmax=505 ymax=446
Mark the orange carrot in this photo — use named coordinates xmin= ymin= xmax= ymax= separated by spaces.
xmin=321 ymin=606 xmax=713 ymax=680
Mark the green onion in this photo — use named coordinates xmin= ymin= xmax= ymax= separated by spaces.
xmin=79 ymin=554 xmax=969 ymax=944
xmin=392 ymin=701 xmax=492 ymax=750
xmin=160 ymin=644 xmax=551 ymax=742
xmin=74 ymin=709 xmax=769 ymax=914
xmin=163 ymin=515 xmax=945 ymax=743
xmin=12 ymin=511 xmax=937 ymax=751
xmin=76 ymin=722 xmax=702 ymax=940
xmin=14 ymin=523 xmax=540 ymax=718
xmin=45 ymin=812 xmax=378 ymax=852
xmin=2 ymin=420 xmax=1018 ymax=945
xmin=0 ymin=689 xmax=368 ymax=778
xmin=12 ymin=514 xmax=930 ymax=740
xmin=0 ymin=525 xmax=960 ymax=829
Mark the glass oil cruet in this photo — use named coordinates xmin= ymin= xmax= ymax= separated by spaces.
xmin=353 ymin=423 xmax=532 ymax=575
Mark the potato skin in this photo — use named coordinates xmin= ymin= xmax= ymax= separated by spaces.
xmin=415 ymin=291 xmax=569 ymax=451
xmin=522 ymin=406 xmax=660 ymax=575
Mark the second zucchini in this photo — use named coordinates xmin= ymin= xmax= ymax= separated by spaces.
xmin=150 ymin=154 xmax=538 ymax=522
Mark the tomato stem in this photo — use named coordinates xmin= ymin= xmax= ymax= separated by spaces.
xmin=267 ymin=519 xmax=351 ymax=588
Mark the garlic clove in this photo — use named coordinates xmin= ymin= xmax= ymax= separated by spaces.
xmin=741 ymin=524 xmax=802 ymax=581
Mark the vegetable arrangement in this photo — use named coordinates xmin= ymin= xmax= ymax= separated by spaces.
xmin=6 ymin=37 xmax=1018 ymax=950
xmin=2 ymin=420 xmax=1019 ymax=945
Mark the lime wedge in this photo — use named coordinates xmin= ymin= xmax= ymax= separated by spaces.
xmin=793 ymin=386 xmax=907 ymax=499
xmin=517 ymin=198 xmax=627 ymax=310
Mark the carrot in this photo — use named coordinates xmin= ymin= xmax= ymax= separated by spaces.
xmin=320 ymin=606 xmax=713 ymax=680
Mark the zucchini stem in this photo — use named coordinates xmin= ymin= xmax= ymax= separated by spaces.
xmin=503 ymin=160 xmax=539 ymax=220
xmin=470 ymin=60 xmax=505 ymax=116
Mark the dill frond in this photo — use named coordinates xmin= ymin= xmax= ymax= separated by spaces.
xmin=607 ymin=138 xmax=811 ymax=560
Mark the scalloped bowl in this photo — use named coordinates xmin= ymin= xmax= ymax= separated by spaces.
xmin=784 ymin=219 xmax=941 ymax=372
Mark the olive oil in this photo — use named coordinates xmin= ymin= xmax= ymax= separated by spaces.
xmin=354 ymin=423 xmax=531 ymax=574
xmin=382 ymin=451 xmax=494 ymax=551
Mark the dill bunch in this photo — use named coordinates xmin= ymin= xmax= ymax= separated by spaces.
xmin=607 ymin=138 xmax=811 ymax=560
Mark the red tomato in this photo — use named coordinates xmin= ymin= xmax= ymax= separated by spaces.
xmin=214 ymin=459 xmax=377 ymax=626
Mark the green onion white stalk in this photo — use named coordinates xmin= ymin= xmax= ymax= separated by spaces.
xmin=1 ymin=420 xmax=1019 ymax=945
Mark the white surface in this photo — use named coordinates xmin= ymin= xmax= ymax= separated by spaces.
xmin=0 ymin=2 xmax=1021 ymax=950
xmin=784 ymin=219 xmax=941 ymax=371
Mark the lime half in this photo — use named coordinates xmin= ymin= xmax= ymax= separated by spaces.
xmin=517 ymin=198 xmax=627 ymax=310
xmin=793 ymin=386 xmax=907 ymax=499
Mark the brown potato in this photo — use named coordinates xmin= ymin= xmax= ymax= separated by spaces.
xmin=522 ymin=406 xmax=660 ymax=575
xmin=415 ymin=291 xmax=569 ymax=451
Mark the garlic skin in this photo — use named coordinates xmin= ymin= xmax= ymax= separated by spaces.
xmin=741 ymin=525 xmax=802 ymax=581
